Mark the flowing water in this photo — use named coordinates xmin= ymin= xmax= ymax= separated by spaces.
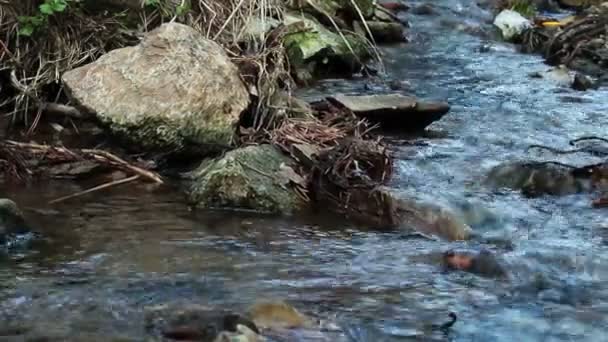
xmin=2 ymin=1 xmax=608 ymax=341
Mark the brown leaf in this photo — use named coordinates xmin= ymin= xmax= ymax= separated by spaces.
xmin=277 ymin=163 xmax=307 ymax=187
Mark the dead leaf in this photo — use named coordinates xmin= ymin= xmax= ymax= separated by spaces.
xmin=277 ymin=163 xmax=307 ymax=187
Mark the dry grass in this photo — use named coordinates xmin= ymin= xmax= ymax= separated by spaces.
xmin=496 ymin=0 xmax=537 ymax=17
xmin=0 ymin=1 xmax=138 ymax=128
xmin=0 ymin=0 xmax=288 ymax=129
xmin=1 ymin=0 xmax=378 ymax=136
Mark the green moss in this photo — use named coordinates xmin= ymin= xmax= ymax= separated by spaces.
xmin=283 ymin=13 xmax=371 ymax=77
xmin=505 ymin=0 xmax=537 ymax=17
xmin=189 ymin=145 xmax=304 ymax=214
xmin=100 ymin=109 xmax=236 ymax=154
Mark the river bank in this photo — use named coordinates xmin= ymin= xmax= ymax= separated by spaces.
xmin=2 ymin=0 xmax=608 ymax=341
xmin=1 ymin=0 xmax=473 ymax=244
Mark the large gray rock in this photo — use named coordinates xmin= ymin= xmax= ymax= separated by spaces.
xmin=0 ymin=198 xmax=31 ymax=245
xmin=189 ymin=145 xmax=306 ymax=214
xmin=62 ymin=23 xmax=249 ymax=155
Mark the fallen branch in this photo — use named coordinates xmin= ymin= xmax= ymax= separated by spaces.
xmin=81 ymin=148 xmax=163 ymax=184
xmin=1 ymin=140 xmax=163 ymax=184
xmin=49 ymin=175 xmax=140 ymax=204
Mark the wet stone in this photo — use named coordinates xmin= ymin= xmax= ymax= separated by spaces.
xmin=485 ymin=161 xmax=592 ymax=197
xmin=0 ymin=199 xmax=33 ymax=247
xmin=572 ymin=73 xmax=597 ymax=91
xmin=326 ymin=94 xmax=450 ymax=131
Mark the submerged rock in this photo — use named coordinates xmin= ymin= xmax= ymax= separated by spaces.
xmin=248 ymin=301 xmax=314 ymax=330
xmin=493 ymin=9 xmax=532 ymax=41
xmin=529 ymin=66 xmax=574 ymax=87
xmin=388 ymin=191 xmax=474 ymax=241
xmin=485 ymin=161 xmax=592 ymax=196
xmin=145 ymin=301 xmax=341 ymax=341
xmin=62 ymin=23 xmax=249 ymax=155
xmin=283 ymin=13 xmax=371 ymax=82
xmin=144 ymin=303 xmax=261 ymax=342
xmin=572 ymin=73 xmax=597 ymax=91
xmin=188 ymin=145 xmax=306 ymax=214
xmin=0 ymin=198 xmax=32 ymax=246
xmin=443 ymin=249 xmax=508 ymax=278
xmin=334 ymin=187 xmax=473 ymax=241
xmin=326 ymin=94 xmax=450 ymax=131
xmin=248 ymin=301 xmax=348 ymax=341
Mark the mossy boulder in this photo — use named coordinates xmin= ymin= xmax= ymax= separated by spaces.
xmin=283 ymin=13 xmax=371 ymax=82
xmin=62 ymin=23 xmax=249 ymax=155
xmin=189 ymin=145 xmax=306 ymax=214
xmin=0 ymin=198 xmax=32 ymax=245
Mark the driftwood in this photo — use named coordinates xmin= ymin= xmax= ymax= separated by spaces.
xmin=48 ymin=175 xmax=141 ymax=204
xmin=0 ymin=140 xmax=163 ymax=184
xmin=534 ymin=10 xmax=608 ymax=69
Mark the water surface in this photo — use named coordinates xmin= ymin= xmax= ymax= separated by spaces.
xmin=2 ymin=1 xmax=608 ymax=341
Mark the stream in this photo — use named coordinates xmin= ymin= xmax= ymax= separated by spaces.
xmin=2 ymin=1 xmax=608 ymax=341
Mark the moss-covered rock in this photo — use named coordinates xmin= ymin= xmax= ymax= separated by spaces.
xmin=0 ymin=198 xmax=31 ymax=245
xmin=189 ymin=145 xmax=306 ymax=214
xmin=283 ymin=13 xmax=371 ymax=82
xmin=62 ymin=23 xmax=249 ymax=155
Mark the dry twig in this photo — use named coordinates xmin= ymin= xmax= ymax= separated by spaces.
xmin=48 ymin=175 xmax=140 ymax=204
xmin=0 ymin=140 xmax=163 ymax=184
